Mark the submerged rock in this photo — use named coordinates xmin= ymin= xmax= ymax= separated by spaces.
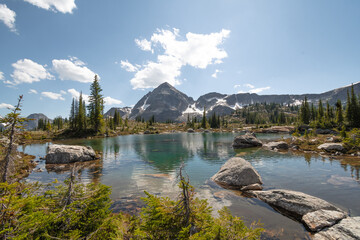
xmin=211 ymin=157 xmax=262 ymax=190
xmin=45 ymin=144 xmax=97 ymax=164
xmin=254 ymin=189 xmax=343 ymax=219
xmin=232 ymin=133 xmax=262 ymax=149
xmin=302 ymin=209 xmax=347 ymax=232
xmin=187 ymin=128 xmax=195 ymax=133
xmin=263 ymin=141 xmax=289 ymax=150
xmin=317 ymin=143 xmax=344 ymax=152
xmin=260 ymin=126 xmax=294 ymax=133
xmin=313 ymin=217 xmax=360 ymax=240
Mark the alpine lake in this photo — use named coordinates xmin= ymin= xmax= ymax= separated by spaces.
xmin=19 ymin=133 xmax=360 ymax=239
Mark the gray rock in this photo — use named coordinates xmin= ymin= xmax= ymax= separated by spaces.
xmin=261 ymin=126 xmax=294 ymax=133
xmin=45 ymin=144 xmax=96 ymax=164
xmin=263 ymin=141 xmax=289 ymax=150
xmin=211 ymin=157 xmax=262 ymax=189
xmin=254 ymin=189 xmax=342 ymax=218
xmin=313 ymin=217 xmax=360 ymax=240
xmin=232 ymin=133 xmax=262 ymax=149
xmin=187 ymin=128 xmax=195 ymax=133
xmin=302 ymin=209 xmax=347 ymax=232
xmin=317 ymin=143 xmax=345 ymax=152
xmin=240 ymin=183 xmax=263 ymax=191
xmin=316 ymin=129 xmax=338 ymax=135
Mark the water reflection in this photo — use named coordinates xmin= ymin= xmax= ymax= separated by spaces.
xmin=19 ymin=133 xmax=360 ymax=240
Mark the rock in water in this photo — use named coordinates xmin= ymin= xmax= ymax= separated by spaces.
xmin=317 ymin=143 xmax=344 ymax=152
xmin=232 ymin=133 xmax=262 ymax=149
xmin=263 ymin=141 xmax=289 ymax=150
xmin=45 ymin=144 xmax=96 ymax=164
xmin=211 ymin=157 xmax=263 ymax=190
xmin=313 ymin=217 xmax=360 ymax=240
xmin=254 ymin=190 xmax=343 ymax=219
xmin=302 ymin=209 xmax=347 ymax=232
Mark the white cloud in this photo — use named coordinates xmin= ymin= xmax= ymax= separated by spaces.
xmin=52 ymin=57 xmax=98 ymax=83
xmin=130 ymin=55 xmax=182 ymax=89
xmin=60 ymin=90 xmax=66 ymax=95
xmin=0 ymin=103 xmax=14 ymax=109
xmin=8 ymin=59 xmax=53 ymax=85
xmin=0 ymin=4 xmax=16 ymax=33
xmin=127 ymin=28 xmax=230 ymax=89
xmin=28 ymin=89 xmax=38 ymax=94
xmin=244 ymin=83 xmax=255 ymax=89
xmin=41 ymin=91 xmax=65 ymax=100
xmin=211 ymin=69 xmax=221 ymax=78
xmin=234 ymin=84 xmax=241 ymax=88
xmin=23 ymin=0 xmax=76 ymax=14
xmin=120 ymin=60 xmax=139 ymax=72
xmin=135 ymin=38 xmax=153 ymax=52
xmin=104 ymin=96 xmax=122 ymax=106
xmin=67 ymin=88 xmax=89 ymax=103
xmin=68 ymin=88 xmax=121 ymax=106
xmin=0 ymin=71 xmax=4 ymax=80
xmin=249 ymin=86 xmax=270 ymax=94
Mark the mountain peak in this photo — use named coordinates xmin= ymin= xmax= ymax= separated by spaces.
xmin=156 ymin=82 xmax=174 ymax=90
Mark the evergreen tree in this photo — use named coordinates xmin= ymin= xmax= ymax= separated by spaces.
xmin=310 ymin=103 xmax=317 ymax=121
xmin=300 ymin=97 xmax=310 ymax=124
xmin=78 ymin=92 xmax=85 ymax=131
xmin=87 ymin=75 xmax=104 ymax=133
xmin=318 ymin=99 xmax=324 ymax=119
xmin=70 ymin=98 xmax=75 ymax=129
xmin=201 ymin=107 xmax=207 ymax=129
xmin=335 ymin=99 xmax=344 ymax=127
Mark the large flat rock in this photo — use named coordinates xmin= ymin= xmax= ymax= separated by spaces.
xmin=45 ymin=144 xmax=96 ymax=164
xmin=313 ymin=217 xmax=360 ymax=240
xmin=254 ymin=189 xmax=342 ymax=219
xmin=211 ymin=157 xmax=262 ymax=190
xmin=263 ymin=141 xmax=289 ymax=150
xmin=302 ymin=209 xmax=347 ymax=232
xmin=317 ymin=143 xmax=344 ymax=152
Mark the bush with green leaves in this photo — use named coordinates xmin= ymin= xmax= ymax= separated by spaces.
xmin=1 ymin=170 xmax=263 ymax=239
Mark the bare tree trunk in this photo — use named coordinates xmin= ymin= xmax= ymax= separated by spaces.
xmin=2 ymin=96 xmax=23 ymax=183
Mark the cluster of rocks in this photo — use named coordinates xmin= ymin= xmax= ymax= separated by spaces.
xmin=211 ymin=154 xmax=360 ymax=239
xmin=232 ymin=133 xmax=263 ymax=148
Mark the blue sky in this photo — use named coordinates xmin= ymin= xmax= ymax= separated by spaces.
xmin=0 ymin=0 xmax=359 ymax=118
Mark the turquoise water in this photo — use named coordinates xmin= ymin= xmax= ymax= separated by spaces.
xmin=20 ymin=133 xmax=360 ymax=239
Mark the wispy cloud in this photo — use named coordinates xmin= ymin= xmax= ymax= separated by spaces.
xmin=249 ymin=86 xmax=270 ymax=94
xmin=7 ymin=59 xmax=53 ymax=85
xmin=67 ymin=88 xmax=89 ymax=103
xmin=123 ymin=28 xmax=230 ymax=89
xmin=236 ymin=84 xmax=271 ymax=94
xmin=211 ymin=69 xmax=222 ymax=78
xmin=52 ymin=57 xmax=98 ymax=83
xmin=28 ymin=89 xmax=38 ymax=94
xmin=23 ymin=0 xmax=77 ymax=14
xmin=0 ymin=103 xmax=14 ymax=109
xmin=0 ymin=4 xmax=16 ymax=33
xmin=120 ymin=60 xmax=139 ymax=72
xmin=41 ymin=91 xmax=65 ymax=100
xmin=104 ymin=96 xmax=122 ymax=106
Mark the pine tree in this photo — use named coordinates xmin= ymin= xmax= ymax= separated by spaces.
xmin=335 ymin=99 xmax=344 ymax=127
xmin=300 ymin=97 xmax=310 ymax=124
xmin=70 ymin=98 xmax=75 ymax=129
xmin=310 ymin=103 xmax=316 ymax=121
xmin=318 ymin=99 xmax=324 ymax=120
xmin=201 ymin=107 xmax=207 ymax=129
xmin=78 ymin=92 xmax=85 ymax=131
xmin=87 ymin=75 xmax=104 ymax=133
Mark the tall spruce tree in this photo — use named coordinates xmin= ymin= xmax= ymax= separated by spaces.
xmin=70 ymin=98 xmax=75 ymax=129
xmin=335 ymin=99 xmax=344 ymax=127
xmin=201 ymin=107 xmax=207 ymax=129
xmin=318 ymin=99 xmax=324 ymax=120
xmin=300 ymin=97 xmax=310 ymax=124
xmin=87 ymin=75 xmax=104 ymax=133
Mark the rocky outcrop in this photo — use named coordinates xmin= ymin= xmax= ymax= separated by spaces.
xmin=260 ymin=126 xmax=294 ymax=133
xmin=211 ymin=157 xmax=262 ymax=190
xmin=302 ymin=209 xmax=347 ymax=232
xmin=187 ymin=128 xmax=195 ymax=133
xmin=232 ymin=133 xmax=262 ymax=149
xmin=263 ymin=141 xmax=289 ymax=150
xmin=317 ymin=143 xmax=345 ymax=152
xmin=254 ymin=190 xmax=343 ymax=219
xmin=313 ymin=217 xmax=360 ymax=240
xmin=315 ymin=129 xmax=338 ymax=135
xmin=45 ymin=144 xmax=97 ymax=164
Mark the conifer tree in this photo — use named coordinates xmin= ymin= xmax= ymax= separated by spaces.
xmin=87 ymin=75 xmax=104 ymax=133
xmin=335 ymin=99 xmax=344 ymax=127
xmin=318 ymin=99 xmax=324 ymax=119
xmin=300 ymin=97 xmax=310 ymax=124
xmin=78 ymin=92 xmax=85 ymax=131
xmin=201 ymin=107 xmax=207 ymax=129
xmin=70 ymin=98 xmax=75 ymax=129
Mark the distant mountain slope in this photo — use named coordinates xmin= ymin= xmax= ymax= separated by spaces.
xmin=24 ymin=113 xmax=51 ymax=130
xmin=104 ymin=107 xmax=132 ymax=119
xmin=129 ymin=81 xmax=360 ymax=122
xmin=129 ymin=82 xmax=195 ymax=122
